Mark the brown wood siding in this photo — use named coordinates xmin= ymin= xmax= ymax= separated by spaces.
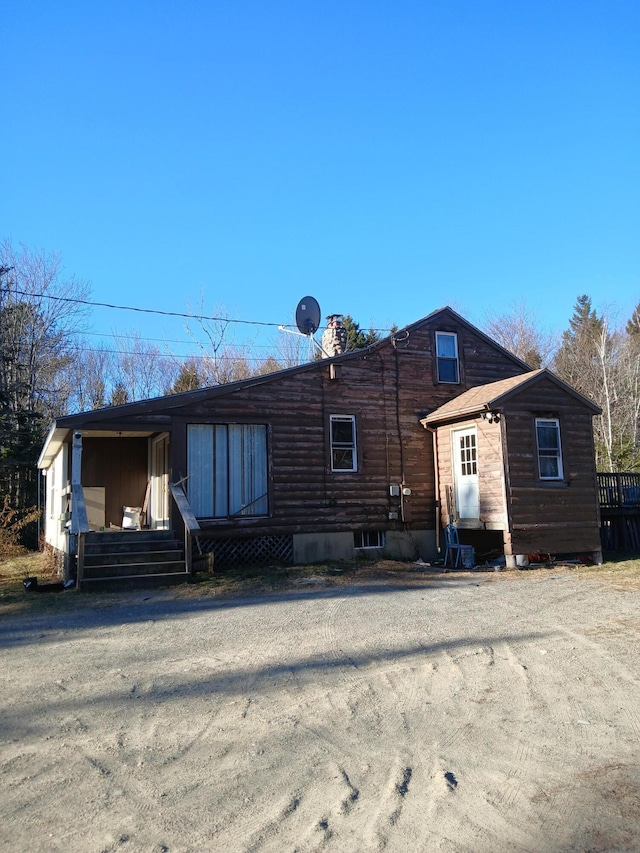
xmin=81 ymin=438 xmax=148 ymax=528
xmin=154 ymin=317 xmax=526 ymax=540
xmin=65 ymin=313 xmax=537 ymax=543
xmin=476 ymin=419 xmax=508 ymax=525
xmin=502 ymin=377 xmax=600 ymax=554
xmin=435 ymin=418 xmax=507 ymax=528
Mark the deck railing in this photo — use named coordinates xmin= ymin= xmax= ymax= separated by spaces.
xmin=597 ymin=473 xmax=640 ymax=509
xmin=597 ymin=473 xmax=640 ymax=552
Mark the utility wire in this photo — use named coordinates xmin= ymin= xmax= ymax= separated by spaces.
xmin=72 ymin=345 xmax=289 ymax=364
xmin=8 ymin=288 xmax=395 ymax=335
xmin=10 ymin=289 xmax=283 ymax=328
xmin=81 ymin=329 xmax=286 ymax=350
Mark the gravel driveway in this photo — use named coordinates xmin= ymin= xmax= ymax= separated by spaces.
xmin=2 ymin=567 xmax=640 ymax=852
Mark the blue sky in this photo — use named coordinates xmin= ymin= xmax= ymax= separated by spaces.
xmin=2 ymin=0 xmax=639 ymax=362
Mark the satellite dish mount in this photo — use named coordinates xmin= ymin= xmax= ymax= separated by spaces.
xmin=279 ymin=296 xmax=329 ymax=359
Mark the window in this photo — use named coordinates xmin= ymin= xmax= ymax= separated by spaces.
xmin=354 ymin=530 xmax=385 ymax=549
xmin=187 ymin=424 xmax=268 ymax=517
xmin=536 ymin=418 xmax=564 ymax=480
xmin=330 ymin=415 xmax=357 ymax=472
xmin=458 ymin=431 xmax=477 ymax=476
xmin=435 ymin=332 xmax=459 ymax=383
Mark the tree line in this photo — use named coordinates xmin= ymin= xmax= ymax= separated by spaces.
xmin=1 ymin=239 xmax=639 ymax=543
xmin=485 ymin=297 xmax=640 ymax=471
xmin=0 ymin=240 xmax=383 ymax=534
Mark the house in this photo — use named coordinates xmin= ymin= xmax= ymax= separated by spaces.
xmin=38 ymin=307 xmax=603 ymax=587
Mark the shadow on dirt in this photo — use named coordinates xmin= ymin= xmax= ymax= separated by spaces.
xmin=1 ymin=627 xmax=551 ymax=739
xmin=0 ymin=569 xmax=504 ymax=649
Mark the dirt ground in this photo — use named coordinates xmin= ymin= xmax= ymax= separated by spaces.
xmin=2 ymin=559 xmax=640 ymax=853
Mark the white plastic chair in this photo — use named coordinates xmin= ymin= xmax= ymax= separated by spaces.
xmin=443 ymin=524 xmax=474 ymax=568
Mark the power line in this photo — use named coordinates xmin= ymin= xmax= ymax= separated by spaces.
xmin=10 ymin=288 xmax=284 ymax=328
xmin=81 ymin=329 xmax=285 ymax=351
xmin=8 ymin=288 xmax=396 ymax=335
xmin=72 ymin=344 xmax=291 ymax=365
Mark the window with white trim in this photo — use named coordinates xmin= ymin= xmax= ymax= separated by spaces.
xmin=187 ymin=424 xmax=268 ymax=517
xmin=435 ymin=331 xmax=459 ymax=383
xmin=330 ymin=415 xmax=357 ymax=472
xmin=536 ymin=418 xmax=564 ymax=480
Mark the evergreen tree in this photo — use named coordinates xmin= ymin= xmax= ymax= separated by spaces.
xmin=109 ymin=383 xmax=129 ymax=406
xmin=553 ymin=295 xmax=603 ymax=395
xmin=341 ymin=315 xmax=381 ymax=351
xmin=626 ymin=303 xmax=640 ymax=339
xmin=168 ymin=359 xmax=206 ymax=394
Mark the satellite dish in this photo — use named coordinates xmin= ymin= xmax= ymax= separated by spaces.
xmin=295 ymin=296 xmax=321 ymax=335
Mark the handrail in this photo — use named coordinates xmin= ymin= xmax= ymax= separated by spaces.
xmin=169 ymin=481 xmax=200 ymax=576
xmin=70 ymin=482 xmax=90 ymax=534
xmin=70 ymin=483 xmax=90 ymax=589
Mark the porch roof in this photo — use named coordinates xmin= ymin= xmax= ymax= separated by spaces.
xmin=37 ymin=426 xmax=157 ymax=469
xmin=421 ymin=368 xmax=601 ymax=426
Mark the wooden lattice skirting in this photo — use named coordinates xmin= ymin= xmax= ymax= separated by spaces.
xmin=195 ymin=535 xmax=294 ymax=569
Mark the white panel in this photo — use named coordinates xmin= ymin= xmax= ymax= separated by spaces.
xmin=247 ymin=424 xmax=268 ymax=515
xmin=213 ymin=425 xmax=228 ymax=517
xmin=187 ymin=425 xmax=214 ymax=517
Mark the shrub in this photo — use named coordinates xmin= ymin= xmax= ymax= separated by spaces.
xmin=0 ymin=496 xmax=40 ymax=559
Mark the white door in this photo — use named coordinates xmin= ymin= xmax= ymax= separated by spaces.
xmin=150 ymin=433 xmax=170 ymax=529
xmin=453 ymin=427 xmax=479 ymax=519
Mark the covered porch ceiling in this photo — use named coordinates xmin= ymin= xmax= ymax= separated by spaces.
xmin=38 ymin=427 xmax=157 ymax=470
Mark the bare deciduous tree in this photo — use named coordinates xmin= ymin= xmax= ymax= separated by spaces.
xmin=0 ymin=239 xmax=89 ymax=516
xmin=109 ymin=331 xmax=173 ymax=402
xmin=483 ymin=300 xmax=555 ymax=368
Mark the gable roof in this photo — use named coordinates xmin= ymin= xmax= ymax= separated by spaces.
xmin=53 ymin=306 xmax=532 ymax=426
xmin=421 ymin=368 xmax=601 ymax=425
xmin=38 ymin=306 xmax=534 ymax=467
xmin=401 ymin=306 xmax=533 ymax=372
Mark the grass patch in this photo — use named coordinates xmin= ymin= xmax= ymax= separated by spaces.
xmin=0 ymin=551 xmax=70 ymax=614
xmin=175 ymin=560 xmax=361 ymax=599
xmin=2 ymin=551 xmax=640 ymax=612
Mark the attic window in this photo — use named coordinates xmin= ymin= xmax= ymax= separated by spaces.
xmin=435 ymin=332 xmax=459 ymax=383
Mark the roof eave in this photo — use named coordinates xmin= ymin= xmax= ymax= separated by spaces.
xmin=37 ymin=424 xmax=70 ymax=469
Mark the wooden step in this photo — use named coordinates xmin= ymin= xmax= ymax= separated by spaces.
xmin=84 ymin=529 xmax=177 ymax=543
xmin=78 ymin=529 xmax=189 ymax=590
xmin=83 ymin=549 xmax=183 ymax=567
xmin=80 ymin=573 xmax=191 ymax=591
xmin=82 ymin=561 xmax=187 ymax=579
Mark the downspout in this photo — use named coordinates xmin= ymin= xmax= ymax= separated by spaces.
xmin=423 ymin=423 xmax=441 ymax=554
xmin=37 ymin=468 xmax=41 ymax=549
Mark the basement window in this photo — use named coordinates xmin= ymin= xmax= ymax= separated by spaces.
xmin=435 ymin=332 xmax=459 ymax=383
xmin=354 ymin=530 xmax=386 ymax=549
xmin=536 ymin=418 xmax=564 ymax=480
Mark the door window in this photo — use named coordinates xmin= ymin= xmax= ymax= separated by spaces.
xmin=453 ymin=427 xmax=479 ymax=519
xmin=458 ymin=432 xmax=477 ymax=476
